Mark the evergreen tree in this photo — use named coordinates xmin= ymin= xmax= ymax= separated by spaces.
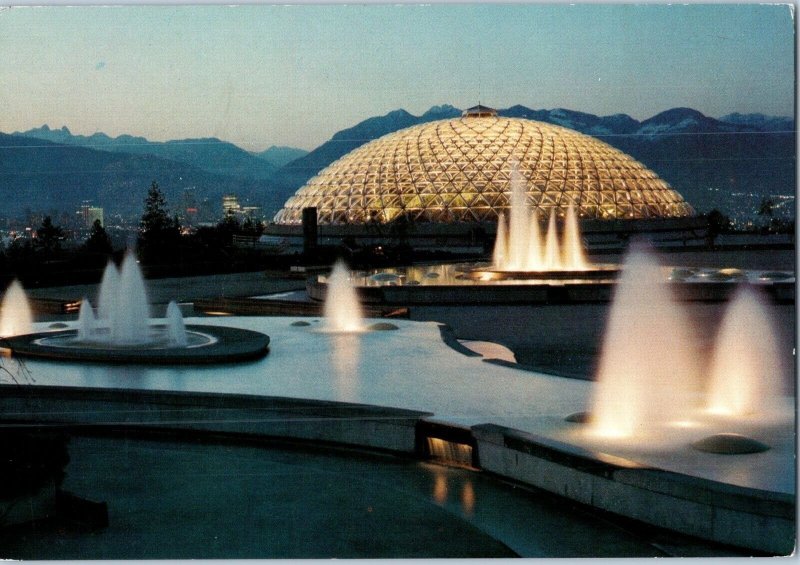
xmin=84 ymin=219 xmax=113 ymax=255
xmin=34 ymin=216 xmax=64 ymax=255
xmin=138 ymin=181 xmax=181 ymax=261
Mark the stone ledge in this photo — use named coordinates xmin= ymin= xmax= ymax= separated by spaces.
xmin=472 ymin=422 xmax=795 ymax=555
xmin=0 ymin=385 xmax=431 ymax=455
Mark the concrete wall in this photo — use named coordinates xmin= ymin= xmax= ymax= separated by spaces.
xmin=472 ymin=423 xmax=795 ymax=555
xmin=0 ymin=386 xmax=430 ymax=455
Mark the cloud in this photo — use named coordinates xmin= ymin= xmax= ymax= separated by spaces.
xmin=95 ymin=61 xmax=106 ymax=71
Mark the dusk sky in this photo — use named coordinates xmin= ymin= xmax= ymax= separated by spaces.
xmin=0 ymin=3 xmax=795 ymax=151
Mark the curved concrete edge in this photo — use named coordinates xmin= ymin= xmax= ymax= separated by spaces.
xmin=4 ymin=325 xmax=270 ymax=365
xmin=0 ymin=385 xmax=431 ymax=455
xmin=308 ymin=278 xmax=794 ymax=305
xmin=471 ymin=423 xmax=795 ymax=555
xmin=437 ymin=324 xmax=482 ymax=357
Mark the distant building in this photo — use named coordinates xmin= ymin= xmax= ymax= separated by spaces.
xmin=222 ymin=194 xmax=241 ymax=216
xmin=182 ymin=188 xmax=199 ymax=225
xmin=78 ymin=201 xmax=104 ymax=228
xmin=87 ymin=207 xmax=104 ymax=227
xmin=240 ymin=205 xmax=262 ymax=220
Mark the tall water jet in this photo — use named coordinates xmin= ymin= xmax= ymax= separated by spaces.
xmin=166 ymin=300 xmax=188 ymax=347
xmin=589 ymin=242 xmax=701 ymax=438
xmin=506 ymin=168 xmax=530 ymax=270
xmin=0 ymin=280 xmax=33 ymax=337
xmin=526 ymin=209 xmax=543 ymax=270
xmin=323 ymin=260 xmax=364 ymax=333
xmin=543 ymin=209 xmax=561 ymax=270
xmin=492 ymin=212 xmax=508 ymax=269
xmin=562 ymin=204 xmax=588 ymax=271
xmin=706 ymin=284 xmax=784 ymax=417
xmin=76 ymin=298 xmax=96 ymax=342
xmin=110 ymin=252 xmax=151 ymax=345
xmin=489 ymin=166 xmax=593 ymax=274
xmin=97 ymin=260 xmax=120 ymax=321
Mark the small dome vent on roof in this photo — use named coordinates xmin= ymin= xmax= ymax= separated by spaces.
xmin=462 ymin=104 xmax=498 ymax=117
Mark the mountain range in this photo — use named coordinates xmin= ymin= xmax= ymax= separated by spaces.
xmin=5 ymin=105 xmax=795 ymax=220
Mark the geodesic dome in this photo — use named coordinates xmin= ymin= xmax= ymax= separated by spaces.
xmin=274 ymin=106 xmax=694 ymax=225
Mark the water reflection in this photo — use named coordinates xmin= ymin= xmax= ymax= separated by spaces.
xmin=430 ymin=467 xmax=477 ymax=518
xmin=433 ymin=472 xmax=448 ymax=505
xmin=330 ymin=334 xmax=361 ymax=402
xmin=337 ymin=263 xmax=793 ymax=289
xmin=460 ymin=480 xmax=475 ymax=517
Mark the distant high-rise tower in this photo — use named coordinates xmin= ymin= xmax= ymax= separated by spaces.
xmin=78 ymin=201 xmax=103 ymax=227
xmin=183 ymin=188 xmax=198 ymax=225
xmin=87 ymin=207 xmax=104 ymax=227
xmin=222 ymin=194 xmax=241 ymax=216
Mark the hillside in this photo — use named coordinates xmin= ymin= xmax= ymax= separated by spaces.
xmin=4 ymin=105 xmax=794 ymax=221
xmin=13 ymin=126 xmax=278 ymax=181
xmin=0 ymin=133 xmax=276 ymax=218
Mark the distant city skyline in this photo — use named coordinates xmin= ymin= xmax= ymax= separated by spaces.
xmin=1 ymin=3 xmax=795 ymax=151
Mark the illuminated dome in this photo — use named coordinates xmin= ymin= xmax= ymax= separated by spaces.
xmin=274 ymin=106 xmax=694 ymax=225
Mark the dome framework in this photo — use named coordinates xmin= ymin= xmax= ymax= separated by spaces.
xmin=274 ymin=108 xmax=694 ymax=225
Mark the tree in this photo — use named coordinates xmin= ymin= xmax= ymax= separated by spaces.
xmin=34 ymin=216 xmax=64 ymax=255
xmin=138 ymin=181 xmax=181 ymax=261
xmin=240 ymin=216 xmax=264 ymax=236
xmin=705 ymin=209 xmax=731 ymax=248
xmin=215 ymin=213 xmax=241 ymax=246
xmin=758 ymin=197 xmax=775 ymax=218
xmin=83 ymin=219 xmax=113 ymax=255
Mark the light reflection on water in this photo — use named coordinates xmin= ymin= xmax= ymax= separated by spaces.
xmin=347 ymin=263 xmax=618 ymax=287
xmin=329 ymin=334 xmax=361 ymax=402
xmin=323 ymin=263 xmax=793 ymax=288
xmin=430 ymin=467 xmax=477 ymax=518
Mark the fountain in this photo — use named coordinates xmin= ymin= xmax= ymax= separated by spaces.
xmin=97 ymin=260 xmax=119 ymax=322
xmin=491 ymin=212 xmax=508 ymax=268
xmin=166 ymin=301 xmax=188 ymax=347
xmin=582 ymin=241 xmax=791 ymax=454
xmin=110 ymin=253 xmax=151 ymax=345
xmin=496 ymin=167 xmax=589 ymax=273
xmin=460 ymin=168 xmax=617 ymax=281
xmin=588 ymin=241 xmax=702 ymax=439
xmin=76 ymin=298 xmax=95 ymax=342
xmin=4 ymin=252 xmax=270 ymax=364
xmin=706 ymin=284 xmax=785 ymax=417
xmin=0 ymin=280 xmax=33 ymax=338
xmin=562 ymin=204 xmax=588 ymax=271
xmin=323 ymin=260 xmax=365 ymax=333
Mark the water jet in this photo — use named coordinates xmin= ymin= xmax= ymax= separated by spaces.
xmin=4 ymin=253 xmax=269 ymax=365
xmin=706 ymin=284 xmax=785 ymax=417
xmin=588 ymin=241 xmax=702 ymax=439
xmin=322 ymin=260 xmax=365 ymax=333
xmin=0 ymin=280 xmax=33 ymax=337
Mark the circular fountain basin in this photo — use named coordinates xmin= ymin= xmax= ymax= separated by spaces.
xmin=459 ymin=264 xmax=620 ymax=281
xmin=4 ymin=324 xmax=270 ymax=365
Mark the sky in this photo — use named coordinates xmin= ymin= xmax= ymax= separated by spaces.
xmin=0 ymin=3 xmax=795 ymax=151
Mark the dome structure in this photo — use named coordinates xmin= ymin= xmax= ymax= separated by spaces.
xmin=274 ymin=106 xmax=694 ymax=225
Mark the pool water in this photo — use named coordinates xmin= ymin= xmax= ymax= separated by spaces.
xmin=0 ymin=433 xmax=747 ymax=559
